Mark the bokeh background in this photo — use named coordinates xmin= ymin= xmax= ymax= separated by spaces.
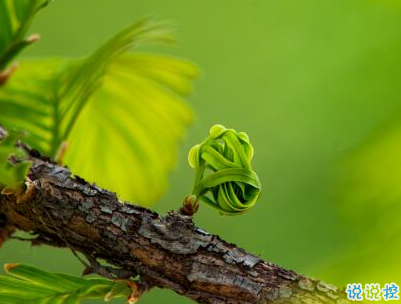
xmin=2 ymin=0 xmax=401 ymax=302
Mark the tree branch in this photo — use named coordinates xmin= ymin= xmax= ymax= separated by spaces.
xmin=0 ymin=126 xmax=349 ymax=304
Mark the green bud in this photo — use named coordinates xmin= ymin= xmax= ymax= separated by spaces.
xmin=188 ymin=124 xmax=261 ymax=215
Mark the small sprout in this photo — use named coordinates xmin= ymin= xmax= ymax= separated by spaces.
xmin=180 ymin=194 xmax=199 ymax=216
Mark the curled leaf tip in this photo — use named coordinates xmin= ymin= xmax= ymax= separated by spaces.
xmin=188 ymin=144 xmax=200 ymax=168
xmin=209 ymin=124 xmax=226 ymax=136
xmin=188 ymin=124 xmax=261 ymax=215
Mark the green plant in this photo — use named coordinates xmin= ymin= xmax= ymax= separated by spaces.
xmin=0 ymin=0 xmax=50 ymax=71
xmin=188 ymin=124 xmax=261 ymax=215
xmin=0 ymin=264 xmax=132 ymax=303
xmin=0 ymin=1 xmax=265 ymax=303
xmin=0 ymin=0 xmax=199 ymax=302
xmin=0 ymin=10 xmax=197 ymax=205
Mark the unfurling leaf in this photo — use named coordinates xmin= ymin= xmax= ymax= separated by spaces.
xmin=0 ymin=264 xmax=131 ymax=304
xmin=188 ymin=124 xmax=261 ymax=215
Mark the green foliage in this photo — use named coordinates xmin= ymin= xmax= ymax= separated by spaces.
xmin=0 ymin=263 xmax=131 ymax=303
xmin=188 ymin=124 xmax=261 ymax=215
xmin=0 ymin=0 xmax=50 ymax=70
xmin=0 ymin=130 xmax=31 ymax=192
xmin=0 ymin=18 xmax=197 ymax=204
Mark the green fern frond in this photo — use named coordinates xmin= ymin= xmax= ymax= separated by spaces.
xmin=0 ymin=18 xmax=198 ymax=204
xmin=0 ymin=264 xmax=130 ymax=304
xmin=54 ymin=18 xmax=177 ymax=156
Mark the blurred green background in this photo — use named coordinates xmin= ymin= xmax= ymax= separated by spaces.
xmin=2 ymin=0 xmax=401 ymax=303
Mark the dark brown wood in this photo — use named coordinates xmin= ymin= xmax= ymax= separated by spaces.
xmin=0 ymin=126 xmax=349 ymax=304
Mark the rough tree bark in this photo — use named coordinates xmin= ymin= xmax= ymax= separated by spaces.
xmin=0 ymin=126 xmax=349 ymax=304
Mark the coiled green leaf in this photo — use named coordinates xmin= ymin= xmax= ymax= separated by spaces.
xmin=188 ymin=124 xmax=261 ymax=215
